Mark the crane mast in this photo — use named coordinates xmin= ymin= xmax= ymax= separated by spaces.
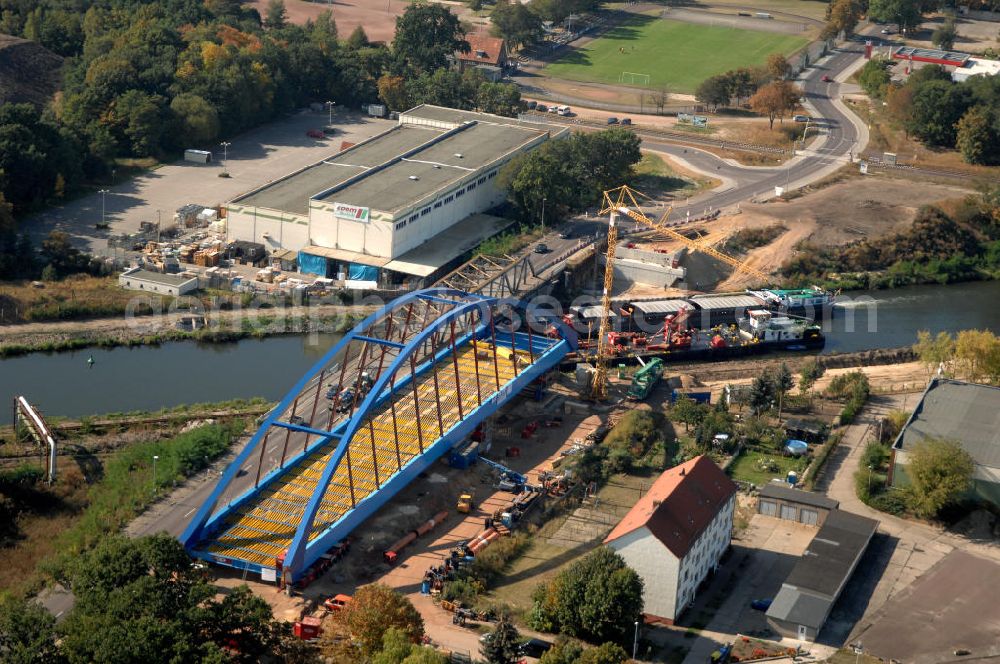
xmin=589 ymin=185 xmax=769 ymax=400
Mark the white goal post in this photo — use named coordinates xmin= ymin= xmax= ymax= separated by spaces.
xmin=619 ymin=71 xmax=651 ymax=86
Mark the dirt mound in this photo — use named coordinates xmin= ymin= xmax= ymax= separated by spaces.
xmin=0 ymin=34 xmax=62 ymax=107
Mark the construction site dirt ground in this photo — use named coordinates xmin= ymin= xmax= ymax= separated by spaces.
xmin=623 ymin=177 xmax=976 ymax=296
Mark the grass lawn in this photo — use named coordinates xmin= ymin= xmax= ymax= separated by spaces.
xmin=727 ymin=449 xmax=807 ymax=485
xmin=545 ymin=16 xmax=809 ymax=94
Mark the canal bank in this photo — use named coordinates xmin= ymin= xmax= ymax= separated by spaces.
xmin=4 ymin=280 xmax=1000 ymax=423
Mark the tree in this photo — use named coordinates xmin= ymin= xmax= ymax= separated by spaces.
xmin=490 ymin=1 xmax=543 ymax=49
xmin=529 ymin=547 xmax=643 ymax=644
xmin=695 ymin=74 xmax=731 ymax=109
xmin=264 ymin=0 xmax=288 ymax=30
xmin=393 ymin=4 xmax=469 ymax=73
xmin=649 ymin=86 xmax=670 ymax=114
xmin=906 ymin=79 xmax=971 ymax=147
xmin=798 ymin=359 xmax=826 ymax=395
xmin=869 ymin=0 xmax=923 ymax=33
xmin=823 ymin=0 xmax=865 ymax=38
xmin=749 ymin=80 xmax=800 ymax=129
xmin=373 ymin=627 xmax=446 ymax=664
xmin=346 ymin=25 xmax=370 ymax=50
xmin=956 ymin=106 xmax=998 ymax=165
xmin=579 ymin=642 xmax=629 ymax=664
xmin=0 ymin=595 xmax=62 ymax=664
xmin=886 ymin=84 xmax=915 ymax=134
xmin=906 ymin=438 xmax=974 ymax=518
xmin=748 ymin=374 xmax=773 ymax=417
xmin=771 ymin=363 xmax=794 ymax=420
xmin=539 ymin=637 xmax=584 ymax=664
xmin=337 ymin=584 xmax=424 ymax=656
xmin=480 ymin=613 xmax=521 ymax=664
xmin=672 ymin=395 xmax=706 ymax=432
xmin=476 ymin=82 xmax=523 ymax=117
xmin=954 ymin=329 xmax=1000 ymax=383
xmin=170 ymin=93 xmax=220 ymax=146
xmin=932 ymin=17 xmax=958 ymax=50
xmin=40 ymin=231 xmax=89 ymax=278
xmin=766 ymin=53 xmax=791 ymax=80
xmin=58 ymin=534 xmax=283 ymax=663
xmin=858 ymin=59 xmax=892 ymax=99
xmin=378 ymin=74 xmax=413 ymax=112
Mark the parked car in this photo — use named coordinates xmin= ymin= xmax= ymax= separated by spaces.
xmin=607 ymin=116 xmax=618 ymax=125
xmin=289 ymin=415 xmax=306 ymax=425
xmin=520 ymin=638 xmax=553 ymax=658
xmin=334 ymin=389 xmax=355 ymax=413
xmin=558 ymin=230 xmax=572 ymax=239
xmin=557 ymin=105 xmax=571 ymax=116
xmin=820 ymin=74 xmax=832 ymax=82
xmin=621 ymin=118 xmax=632 ymax=125
xmin=323 ymin=594 xmax=352 ymax=612
xmin=536 ymin=104 xmax=548 ymax=112
xmin=880 ymin=27 xmax=893 ymax=34
xmin=534 ymin=243 xmax=550 ymax=254
xmin=306 ymin=129 xmax=325 ymax=138
xmin=525 ymin=100 xmax=537 ymax=110
xmin=750 ymin=598 xmax=773 ymax=611
xmin=793 ymin=114 xmax=810 ymax=123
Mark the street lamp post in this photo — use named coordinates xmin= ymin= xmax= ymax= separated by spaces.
xmin=541 ymin=197 xmax=546 ymax=233
xmin=633 ymin=620 xmax=639 ymax=660
xmin=220 ymin=141 xmax=231 ymax=175
xmin=152 ymin=455 xmax=159 ymax=493
xmin=867 ymin=464 xmax=874 ymax=494
xmin=98 ymin=189 xmax=109 ymax=227
xmin=326 ymin=100 xmax=336 ymax=126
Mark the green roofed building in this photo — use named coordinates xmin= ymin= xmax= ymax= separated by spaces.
xmin=889 ymin=378 xmax=1000 ymax=506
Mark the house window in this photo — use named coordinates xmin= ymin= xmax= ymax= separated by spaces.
xmin=421 ymin=207 xmax=431 ymax=216
xmin=455 ymin=188 xmax=465 ymax=198
xmin=467 ymin=182 xmax=476 ymax=191
xmin=478 ymin=176 xmax=486 ymax=185
xmin=434 ymin=201 xmax=443 ymax=208
xmin=444 ymin=195 xmax=454 ymax=204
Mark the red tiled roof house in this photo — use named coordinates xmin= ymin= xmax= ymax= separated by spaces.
xmin=454 ymin=35 xmax=508 ymax=80
xmin=604 ymin=456 xmax=737 ymax=624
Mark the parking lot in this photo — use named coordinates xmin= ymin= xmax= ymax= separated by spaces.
xmin=27 ymin=110 xmax=392 ymax=255
xmin=854 ymin=550 xmax=1000 ymax=663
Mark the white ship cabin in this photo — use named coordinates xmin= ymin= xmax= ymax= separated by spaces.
xmin=742 ymin=309 xmax=805 ymax=341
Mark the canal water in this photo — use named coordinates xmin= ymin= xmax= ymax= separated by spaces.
xmin=3 ymin=281 xmax=1000 ymax=423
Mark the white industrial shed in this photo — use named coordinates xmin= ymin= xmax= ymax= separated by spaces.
xmin=226 ymin=105 xmax=564 ymax=283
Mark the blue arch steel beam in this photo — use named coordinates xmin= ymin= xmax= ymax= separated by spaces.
xmin=282 ymin=297 xmax=495 ymax=576
xmin=180 ymin=287 xmax=481 ymax=550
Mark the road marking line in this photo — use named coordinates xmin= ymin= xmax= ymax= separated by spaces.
xmin=55 ymin=611 xmax=64 ymax=618
xmin=184 ymin=507 xmax=197 ymax=517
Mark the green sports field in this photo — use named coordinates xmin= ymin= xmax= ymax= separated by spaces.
xmin=544 ymin=16 xmax=810 ymax=94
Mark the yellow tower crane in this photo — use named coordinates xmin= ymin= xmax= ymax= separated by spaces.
xmin=589 ymin=185 xmax=770 ymax=400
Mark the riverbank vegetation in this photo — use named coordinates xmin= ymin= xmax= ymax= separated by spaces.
xmin=780 ymin=185 xmax=1000 ymax=290
xmin=0 ymin=420 xmax=243 ymax=596
xmin=913 ymin=328 xmax=1000 ymax=384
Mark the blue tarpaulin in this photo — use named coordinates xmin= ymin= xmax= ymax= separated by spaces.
xmin=347 ymin=263 xmax=378 ymax=281
xmin=298 ymin=251 xmax=328 ymax=277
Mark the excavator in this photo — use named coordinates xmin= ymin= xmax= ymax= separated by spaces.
xmin=590 ymin=185 xmax=769 ymax=400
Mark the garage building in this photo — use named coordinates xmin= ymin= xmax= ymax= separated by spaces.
xmin=766 ymin=509 xmax=878 ymax=641
xmin=757 ymin=482 xmax=839 ymax=527
xmin=226 ymin=105 xmax=564 ymax=285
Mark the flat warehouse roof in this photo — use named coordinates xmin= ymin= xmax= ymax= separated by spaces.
xmin=759 ymin=483 xmax=839 ymax=510
xmin=122 ymin=269 xmax=196 ymax=287
xmin=234 ymin=126 xmax=442 ymax=215
xmin=318 ymin=120 xmax=548 ymax=214
xmin=784 ymin=510 xmax=878 ymax=597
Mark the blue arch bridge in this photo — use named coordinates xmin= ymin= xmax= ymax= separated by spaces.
xmin=181 ymin=288 xmax=577 ymax=584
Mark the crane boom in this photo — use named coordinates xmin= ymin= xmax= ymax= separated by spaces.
xmin=590 ymin=209 xmax=619 ymax=400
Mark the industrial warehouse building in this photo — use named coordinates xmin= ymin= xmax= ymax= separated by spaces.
xmin=757 ymin=482 xmax=839 ymax=527
xmin=604 ymin=456 xmax=737 ymax=624
xmin=225 ymin=105 xmax=564 ymax=286
xmin=890 ymin=378 xmax=1000 ymax=507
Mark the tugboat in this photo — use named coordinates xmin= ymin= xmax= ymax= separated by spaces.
xmin=737 ymin=309 xmax=825 ymax=350
xmin=746 ymin=286 xmax=836 ymax=316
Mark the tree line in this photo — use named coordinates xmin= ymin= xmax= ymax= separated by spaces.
xmin=489 ymin=0 xmax=603 ymax=50
xmin=780 ymin=185 xmax=1000 ymax=289
xmin=695 ymin=54 xmax=801 ymax=126
xmin=0 ymin=1 xmax=524 ymax=218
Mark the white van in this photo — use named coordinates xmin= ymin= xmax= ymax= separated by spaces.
xmin=557 ymin=105 xmax=571 ymax=116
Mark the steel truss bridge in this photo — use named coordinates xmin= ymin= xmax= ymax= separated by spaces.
xmin=181 ymin=288 xmax=577 ymax=583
